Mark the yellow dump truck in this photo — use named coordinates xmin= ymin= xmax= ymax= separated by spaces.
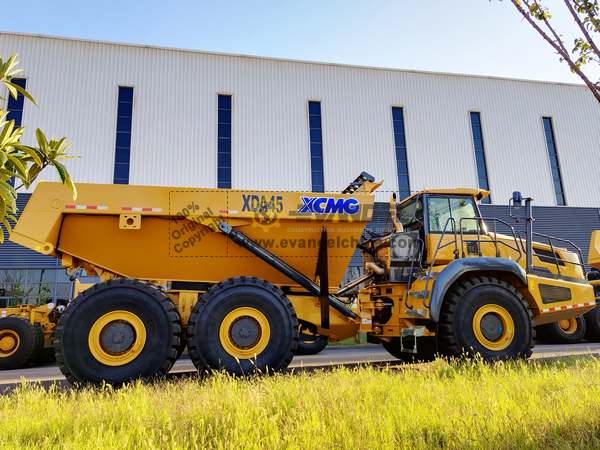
xmin=3 ymin=173 xmax=598 ymax=385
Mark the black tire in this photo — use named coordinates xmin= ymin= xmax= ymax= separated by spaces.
xmin=0 ymin=317 xmax=44 ymax=370
xmin=584 ymin=305 xmax=600 ymax=342
xmin=535 ymin=316 xmax=586 ymax=344
xmin=187 ymin=276 xmax=298 ymax=376
xmin=381 ymin=336 xmax=437 ymax=363
xmin=296 ymin=327 xmax=328 ymax=355
xmin=55 ymin=278 xmax=182 ymax=386
xmin=439 ymin=277 xmax=534 ymax=360
xmin=173 ymin=333 xmax=187 ymax=361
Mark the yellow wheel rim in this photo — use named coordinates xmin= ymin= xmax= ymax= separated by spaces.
xmin=473 ymin=304 xmax=514 ymax=351
xmin=558 ymin=318 xmax=578 ymax=334
xmin=219 ymin=307 xmax=270 ymax=359
xmin=0 ymin=330 xmax=20 ymax=358
xmin=88 ymin=311 xmax=147 ymax=366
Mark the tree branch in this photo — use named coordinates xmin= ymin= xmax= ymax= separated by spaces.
xmin=531 ymin=0 xmax=572 ymax=55
xmin=510 ymin=0 xmax=600 ymax=101
xmin=565 ymin=0 xmax=600 ymax=58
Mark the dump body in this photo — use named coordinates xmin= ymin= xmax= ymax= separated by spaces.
xmin=11 ymin=182 xmax=374 ymax=287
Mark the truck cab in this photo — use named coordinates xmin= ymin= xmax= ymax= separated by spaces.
xmin=358 ymin=188 xmax=596 ymax=362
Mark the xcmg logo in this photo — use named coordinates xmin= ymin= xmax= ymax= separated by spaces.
xmin=297 ymin=197 xmax=360 ymax=215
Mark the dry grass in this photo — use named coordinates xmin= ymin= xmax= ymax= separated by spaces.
xmin=1 ymin=357 xmax=600 ymax=449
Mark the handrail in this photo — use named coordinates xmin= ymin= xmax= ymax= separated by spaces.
xmin=421 ymin=216 xmax=522 ymax=309
xmin=422 ymin=217 xmax=457 ymax=308
xmin=458 ymin=217 xmax=522 ymax=264
xmin=518 ymin=231 xmax=585 ymax=276
xmin=403 ymin=237 xmax=425 ymax=311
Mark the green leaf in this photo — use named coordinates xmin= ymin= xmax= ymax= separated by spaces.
xmin=0 ymin=152 xmax=6 ymax=167
xmin=0 ymin=120 xmax=15 ymax=148
xmin=54 ymin=155 xmax=81 ymax=162
xmin=35 ymin=129 xmax=48 ymax=153
xmin=23 ymin=163 xmax=40 ymax=188
xmin=0 ymin=196 xmax=5 ymax=224
xmin=1 ymin=218 xmax=12 ymax=235
xmin=64 ymin=171 xmax=78 ymax=200
xmin=0 ymin=168 xmax=27 ymax=183
xmin=0 ymin=181 xmax=16 ymax=211
xmin=5 ymin=154 xmax=27 ymax=177
xmin=50 ymin=159 xmax=67 ymax=184
xmin=4 ymin=81 xmax=37 ymax=107
xmin=13 ymin=144 xmax=42 ymax=166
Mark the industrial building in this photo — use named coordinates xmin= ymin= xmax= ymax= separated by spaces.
xmin=1 ymin=31 xmax=598 ymax=305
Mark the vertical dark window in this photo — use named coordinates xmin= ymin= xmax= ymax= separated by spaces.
xmin=470 ymin=112 xmax=491 ymax=204
xmin=392 ymin=107 xmax=410 ymax=200
xmin=308 ymin=101 xmax=324 ymax=192
xmin=217 ymin=95 xmax=232 ymax=189
xmin=114 ymin=87 xmax=133 ymax=185
xmin=6 ymin=79 xmax=26 ymax=187
xmin=6 ymin=78 xmax=26 ymax=127
xmin=542 ymin=117 xmax=565 ymax=206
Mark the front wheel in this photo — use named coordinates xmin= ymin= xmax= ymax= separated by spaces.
xmin=439 ymin=277 xmax=534 ymax=360
xmin=187 ymin=276 xmax=298 ymax=376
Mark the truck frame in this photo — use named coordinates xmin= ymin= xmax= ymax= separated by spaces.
xmin=2 ymin=173 xmax=598 ymax=384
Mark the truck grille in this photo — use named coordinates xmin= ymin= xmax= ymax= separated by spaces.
xmin=539 ymin=284 xmax=572 ymax=304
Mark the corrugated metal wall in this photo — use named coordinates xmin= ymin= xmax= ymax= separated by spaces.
xmin=1 ymin=32 xmax=598 ymax=207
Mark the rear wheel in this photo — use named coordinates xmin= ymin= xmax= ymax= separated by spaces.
xmin=536 ymin=316 xmax=586 ymax=344
xmin=55 ymin=278 xmax=182 ymax=386
xmin=187 ymin=276 xmax=298 ymax=376
xmin=583 ymin=305 xmax=600 ymax=342
xmin=439 ymin=277 xmax=534 ymax=360
xmin=0 ymin=318 xmax=44 ymax=370
xmin=296 ymin=325 xmax=328 ymax=355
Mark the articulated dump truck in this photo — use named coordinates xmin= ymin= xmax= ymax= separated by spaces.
xmin=3 ymin=173 xmax=600 ymax=385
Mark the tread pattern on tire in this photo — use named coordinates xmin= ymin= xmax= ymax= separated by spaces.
xmin=55 ymin=277 xmax=182 ymax=385
xmin=439 ymin=276 xmax=535 ymax=359
xmin=187 ymin=276 xmax=298 ymax=374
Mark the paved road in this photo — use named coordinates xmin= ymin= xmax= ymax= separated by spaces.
xmin=1 ymin=342 xmax=599 ymax=389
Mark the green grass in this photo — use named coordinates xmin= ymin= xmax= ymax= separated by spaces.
xmin=328 ymin=332 xmax=370 ymax=346
xmin=2 ymin=357 xmax=600 ymax=449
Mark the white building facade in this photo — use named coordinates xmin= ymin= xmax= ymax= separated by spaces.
xmin=1 ymin=31 xmax=599 ymax=304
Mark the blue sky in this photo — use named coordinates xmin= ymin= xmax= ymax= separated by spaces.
xmin=3 ymin=0 xmax=596 ymax=84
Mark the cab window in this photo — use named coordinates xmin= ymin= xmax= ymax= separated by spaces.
xmin=428 ymin=197 xmax=479 ymax=233
xmin=397 ymin=199 xmax=423 ymax=228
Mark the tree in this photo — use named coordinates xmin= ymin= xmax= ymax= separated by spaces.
xmin=502 ymin=1 xmax=600 ymax=102
xmin=0 ymin=53 xmax=78 ymax=242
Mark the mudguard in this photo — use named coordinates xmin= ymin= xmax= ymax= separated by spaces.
xmin=429 ymin=257 xmax=527 ymax=322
